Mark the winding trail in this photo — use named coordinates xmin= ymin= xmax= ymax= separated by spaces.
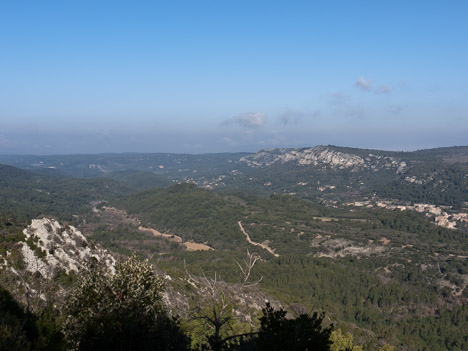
xmin=237 ymin=221 xmax=279 ymax=257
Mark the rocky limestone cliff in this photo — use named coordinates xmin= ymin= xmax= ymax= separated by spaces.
xmin=239 ymin=146 xmax=407 ymax=173
xmin=20 ymin=218 xmax=115 ymax=279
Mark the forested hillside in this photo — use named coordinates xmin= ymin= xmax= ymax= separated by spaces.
xmin=111 ymin=184 xmax=467 ymax=350
xmin=2 ymin=145 xmax=467 ymax=207
xmin=0 ymin=149 xmax=467 ymax=350
xmin=0 ymin=164 xmax=130 ymax=220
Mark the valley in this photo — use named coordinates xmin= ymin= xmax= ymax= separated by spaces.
xmin=0 ymin=145 xmax=467 ymax=350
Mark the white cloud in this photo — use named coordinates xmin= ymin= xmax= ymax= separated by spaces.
xmin=224 ymin=112 xmax=267 ymax=128
xmin=355 ymin=77 xmax=372 ymax=91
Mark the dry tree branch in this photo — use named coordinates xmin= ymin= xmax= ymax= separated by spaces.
xmin=183 ymin=250 xmax=263 ymax=350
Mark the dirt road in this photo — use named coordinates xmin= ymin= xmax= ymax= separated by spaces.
xmin=238 ymin=221 xmax=279 ymax=257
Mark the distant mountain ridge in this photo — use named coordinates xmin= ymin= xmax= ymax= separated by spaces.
xmin=2 ymin=145 xmax=466 ymax=175
xmin=239 ymin=145 xmax=407 ymax=172
xmin=0 ymin=152 xmax=250 ymax=178
xmin=1 ymin=145 xmax=467 ymax=207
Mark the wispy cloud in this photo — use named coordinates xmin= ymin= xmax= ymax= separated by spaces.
xmin=376 ymin=85 xmax=392 ymax=94
xmin=329 ymin=92 xmax=349 ymax=106
xmin=279 ymin=109 xmax=303 ymax=125
xmin=280 ymin=109 xmax=321 ymax=125
xmin=325 ymin=91 xmax=365 ymax=119
xmin=223 ymin=112 xmax=267 ymax=128
xmin=355 ymin=77 xmax=395 ymax=94
xmin=345 ymin=105 xmax=365 ymax=118
xmin=355 ymin=76 xmax=372 ymax=91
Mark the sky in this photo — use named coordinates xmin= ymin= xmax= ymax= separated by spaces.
xmin=1 ymin=0 xmax=467 ymax=154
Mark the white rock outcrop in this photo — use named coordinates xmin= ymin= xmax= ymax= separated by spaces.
xmin=21 ymin=218 xmax=115 ymax=278
xmin=239 ymin=146 xmax=407 ymax=173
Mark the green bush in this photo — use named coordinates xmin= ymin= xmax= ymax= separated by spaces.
xmin=63 ymin=255 xmax=188 ymax=351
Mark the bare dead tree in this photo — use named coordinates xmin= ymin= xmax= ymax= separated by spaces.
xmin=184 ymin=250 xmax=262 ymax=351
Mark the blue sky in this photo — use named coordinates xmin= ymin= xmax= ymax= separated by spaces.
xmin=1 ymin=1 xmax=467 ymax=154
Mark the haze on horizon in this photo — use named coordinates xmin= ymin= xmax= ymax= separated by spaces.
xmin=1 ymin=1 xmax=467 ymax=155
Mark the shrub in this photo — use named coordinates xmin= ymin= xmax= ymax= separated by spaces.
xmin=63 ymin=255 xmax=188 ymax=351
